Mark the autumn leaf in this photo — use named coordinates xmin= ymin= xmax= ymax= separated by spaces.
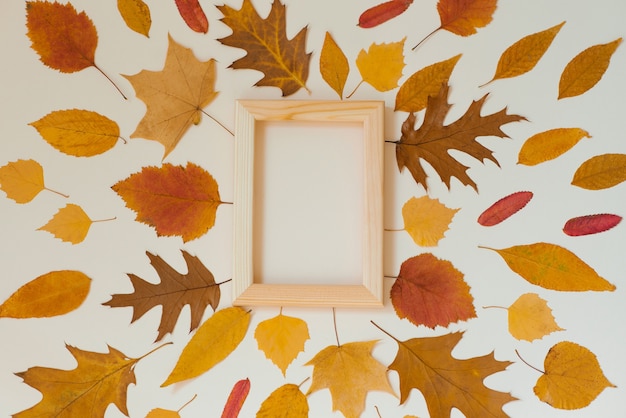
xmin=111 ymin=162 xmax=224 ymax=242
xmin=559 ymin=38 xmax=622 ymax=99
xmin=374 ymin=324 xmax=515 ymax=417
xmin=358 ymin=0 xmax=414 ymax=28
xmin=563 ymin=214 xmax=622 ymax=236
xmin=162 ymin=307 xmax=250 ymax=387
xmin=306 ymin=340 xmax=395 ymax=418
xmin=394 ymin=54 xmax=461 ymax=113
xmin=175 ymin=0 xmax=209 ymax=34
xmin=255 ymin=311 xmax=310 ymax=376
xmin=217 ymin=0 xmax=311 ymax=96
xmin=0 ymin=270 xmax=90 ymax=319
xmin=477 ymin=191 xmax=533 ymax=226
xmin=38 ymin=203 xmax=115 ymax=244
xmin=395 ymin=83 xmax=525 ymax=191
xmin=571 ymin=153 xmax=626 ymax=190
xmin=391 ymin=254 xmax=476 ymax=328
xmin=482 ymin=21 xmax=565 ymax=85
xmin=400 ymin=196 xmax=458 ymax=246
xmin=351 ymin=38 xmax=405 ymax=97
xmin=124 ymin=35 xmax=218 ymax=159
xmin=518 ymin=128 xmax=591 ymax=166
xmin=319 ymin=32 xmax=349 ymax=99
xmin=505 ymin=293 xmax=563 ymax=341
xmin=103 ymin=250 xmax=221 ymax=342
xmin=117 ymin=0 xmax=151 ymax=37
xmin=482 ymin=242 xmax=616 ymax=291
xmin=221 ymin=378 xmax=250 ymax=418
xmin=0 ymin=159 xmax=67 ymax=203
xmin=145 ymin=394 xmax=197 ymax=418
xmin=531 ymin=341 xmax=616 ymax=409
xmin=256 ymin=383 xmax=309 ymax=418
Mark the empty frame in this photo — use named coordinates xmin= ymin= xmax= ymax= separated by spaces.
xmin=232 ymin=100 xmax=384 ymax=307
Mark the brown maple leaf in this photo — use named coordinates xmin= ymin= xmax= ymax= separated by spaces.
xmin=103 ymin=250 xmax=221 ymax=342
xmin=395 ymin=83 xmax=525 ymax=191
xmin=217 ymin=0 xmax=311 ymax=96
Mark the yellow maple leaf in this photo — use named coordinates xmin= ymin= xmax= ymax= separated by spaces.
xmin=401 ymin=196 xmax=458 ymax=246
xmin=254 ymin=312 xmax=310 ymax=376
xmin=354 ymin=38 xmax=405 ymax=95
xmin=38 ymin=203 xmax=115 ymax=244
xmin=306 ymin=340 xmax=395 ymax=418
xmin=0 ymin=159 xmax=67 ymax=203
xmin=256 ymin=383 xmax=309 ymax=418
xmin=507 ymin=293 xmax=564 ymax=342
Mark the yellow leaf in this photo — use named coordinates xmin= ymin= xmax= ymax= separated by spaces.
xmin=484 ymin=242 xmax=616 ymax=291
xmin=0 ymin=270 xmax=90 ymax=318
xmin=320 ymin=32 xmax=349 ymax=99
xmin=0 ymin=159 xmax=66 ymax=203
xmin=38 ymin=203 xmax=92 ymax=244
xmin=117 ymin=0 xmax=151 ymax=37
xmin=254 ymin=312 xmax=310 ymax=376
xmin=507 ymin=293 xmax=563 ymax=342
xmin=356 ymin=38 xmax=405 ymax=92
xmin=401 ymin=196 xmax=458 ymax=247
xmin=306 ymin=341 xmax=395 ymax=418
xmin=146 ymin=409 xmax=179 ymax=418
xmin=559 ymin=38 xmax=622 ymax=99
xmin=534 ymin=341 xmax=616 ymax=409
xmin=162 ymin=307 xmax=250 ymax=386
xmin=256 ymin=383 xmax=309 ymax=418
xmin=571 ymin=153 xmax=626 ymax=190
xmin=395 ymin=54 xmax=461 ymax=112
xmin=517 ymin=128 xmax=591 ymax=166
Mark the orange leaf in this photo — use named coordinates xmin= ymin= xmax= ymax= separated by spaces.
xmin=571 ymin=153 xmax=626 ymax=190
xmin=319 ymin=32 xmax=349 ymax=99
xmin=111 ymin=162 xmax=223 ymax=242
xmin=256 ymin=384 xmax=309 ymax=417
xmin=507 ymin=293 xmax=564 ymax=342
xmin=254 ymin=312 xmax=310 ymax=376
xmin=358 ymin=0 xmax=414 ymax=28
xmin=175 ymin=0 xmax=209 ymax=34
xmin=517 ymin=128 xmax=591 ymax=166
xmin=38 ymin=203 xmax=99 ymax=244
xmin=401 ymin=196 xmax=458 ymax=246
xmin=0 ymin=159 xmax=67 ymax=203
xmin=437 ymin=0 xmax=497 ymax=36
xmin=117 ymin=0 xmax=152 ymax=37
xmin=221 ymin=378 xmax=250 ymax=418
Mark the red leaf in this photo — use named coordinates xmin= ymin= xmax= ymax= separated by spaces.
xmin=478 ymin=191 xmax=533 ymax=226
xmin=358 ymin=0 xmax=413 ymax=28
xmin=563 ymin=214 xmax=622 ymax=236
xmin=175 ymin=0 xmax=208 ymax=33
xmin=221 ymin=378 xmax=250 ymax=418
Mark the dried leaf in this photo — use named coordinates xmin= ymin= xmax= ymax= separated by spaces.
xmin=571 ymin=153 xmax=626 ymax=190
xmin=391 ymin=254 xmax=476 ymax=328
xmin=255 ymin=312 xmax=310 ymax=376
xmin=356 ymin=38 xmax=406 ymax=92
xmin=0 ymin=159 xmax=65 ymax=203
xmin=319 ymin=32 xmax=349 ymax=99
xmin=438 ymin=0 xmax=496 ymax=36
xmin=534 ymin=341 xmax=616 ymax=409
xmin=306 ymin=340 xmax=395 ymax=418
xmin=256 ymin=384 xmax=309 ymax=418
xmin=117 ymin=0 xmax=151 ymax=37
xmin=477 ymin=191 xmax=533 ymax=226
xmin=358 ymin=0 xmax=413 ymax=28
xmin=162 ymin=307 xmax=250 ymax=387
xmin=507 ymin=293 xmax=563 ymax=341
xmin=145 ymin=394 xmax=196 ymax=418
xmin=38 ymin=204 xmax=94 ymax=244
xmin=111 ymin=162 xmax=223 ymax=242
xmin=401 ymin=196 xmax=458 ymax=246
xmin=217 ymin=0 xmax=311 ymax=96
xmin=124 ymin=35 xmax=218 ymax=159
xmin=483 ymin=242 xmax=616 ymax=291
xmin=559 ymin=38 xmax=622 ymax=99
xmin=563 ymin=213 xmax=622 ymax=236
xmin=175 ymin=0 xmax=209 ymax=34
xmin=0 ymin=270 xmax=90 ymax=319
xmin=518 ymin=128 xmax=591 ymax=166
xmin=221 ymin=378 xmax=250 ymax=418
xmin=103 ymin=250 xmax=221 ymax=342
xmin=394 ymin=54 xmax=461 ymax=112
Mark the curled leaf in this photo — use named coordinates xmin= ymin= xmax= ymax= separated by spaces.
xmin=517 ymin=128 xmax=590 ymax=166
xmin=356 ymin=38 xmax=406 ymax=92
xmin=571 ymin=153 xmax=626 ymax=190
xmin=319 ymin=32 xmax=349 ymax=99
xmin=563 ymin=214 xmax=622 ymax=236
xmin=358 ymin=0 xmax=413 ymax=28
xmin=175 ymin=0 xmax=209 ymax=34
xmin=401 ymin=196 xmax=458 ymax=246
xmin=117 ymin=0 xmax=151 ymax=37
xmin=221 ymin=378 xmax=250 ymax=418
xmin=477 ymin=191 xmax=533 ymax=226
xmin=507 ymin=293 xmax=563 ymax=342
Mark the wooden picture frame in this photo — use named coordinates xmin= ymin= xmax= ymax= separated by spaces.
xmin=232 ymin=100 xmax=384 ymax=307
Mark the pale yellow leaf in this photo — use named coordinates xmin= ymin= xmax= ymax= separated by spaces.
xmin=254 ymin=312 xmax=310 ymax=376
xmin=518 ymin=128 xmax=590 ymax=166
xmin=38 ymin=203 xmax=93 ymax=244
xmin=118 ymin=0 xmax=151 ymax=37
xmin=402 ymin=196 xmax=459 ymax=247
xmin=571 ymin=153 xmax=626 ymax=190
xmin=356 ymin=38 xmax=405 ymax=92
xmin=0 ymin=159 xmax=47 ymax=203
xmin=320 ymin=32 xmax=349 ymax=99
xmin=508 ymin=293 xmax=563 ymax=342
xmin=256 ymin=384 xmax=308 ymax=418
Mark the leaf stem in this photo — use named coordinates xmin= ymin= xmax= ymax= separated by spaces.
xmin=384 ymin=275 xmax=398 ymax=280
xmin=177 ymin=394 xmax=197 ymax=413
xmin=515 ymin=349 xmax=545 ymax=374
xmin=200 ymin=109 xmax=234 ymax=136
xmin=215 ymin=278 xmax=232 ymax=286
xmin=94 ymin=64 xmax=128 ymax=100
xmin=375 ymin=405 xmax=382 ymax=418
xmin=384 ymin=228 xmax=404 ymax=232
xmin=298 ymin=376 xmax=310 ymax=389
xmin=137 ymin=341 xmax=173 ymax=362
xmin=412 ymin=26 xmax=440 ymax=51
xmin=91 ymin=216 xmax=117 ymax=223
xmin=370 ymin=320 xmax=400 ymax=343
xmin=345 ymin=80 xmax=364 ymax=99
xmin=332 ymin=307 xmax=340 ymax=347
xmin=44 ymin=186 xmax=69 ymax=199
xmin=384 ymin=140 xmax=399 ymax=144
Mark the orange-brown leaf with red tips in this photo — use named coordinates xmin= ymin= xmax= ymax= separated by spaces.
xmin=391 ymin=253 xmax=476 ymax=328
xmin=221 ymin=378 xmax=250 ymax=418
xmin=563 ymin=214 xmax=622 ymax=236
xmin=111 ymin=163 xmax=223 ymax=242
xmin=358 ymin=0 xmax=413 ymax=28
xmin=437 ymin=0 xmax=497 ymax=36
xmin=175 ymin=0 xmax=209 ymax=34
xmin=478 ymin=191 xmax=533 ymax=226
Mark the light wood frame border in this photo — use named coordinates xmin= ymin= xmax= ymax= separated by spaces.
xmin=232 ymin=100 xmax=384 ymax=307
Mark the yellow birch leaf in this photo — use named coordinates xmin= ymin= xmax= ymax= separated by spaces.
xmin=534 ymin=341 xmax=616 ymax=409
xmin=38 ymin=203 xmax=94 ymax=244
xmin=401 ymin=196 xmax=459 ymax=247
xmin=395 ymin=54 xmax=461 ymax=112
xmin=356 ymin=38 xmax=405 ymax=92
xmin=254 ymin=312 xmax=310 ymax=376
xmin=571 ymin=153 xmax=626 ymax=190
xmin=117 ymin=0 xmax=151 ymax=37
xmin=518 ymin=128 xmax=591 ymax=166
xmin=558 ymin=38 xmax=622 ymax=99
xmin=0 ymin=159 xmax=66 ymax=203
xmin=507 ymin=293 xmax=563 ymax=342
xmin=146 ymin=409 xmax=179 ymax=418
xmin=0 ymin=270 xmax=91 ymax=318
xmin=484 ymin=242 xmax=616 ymax=291
xmin=320 ymin=32 xmax=349 ymax=99
xmin=162 ymin=307 xmax=250 ymax=387
xmin=256 ymin=383 xmax=309 ymax=418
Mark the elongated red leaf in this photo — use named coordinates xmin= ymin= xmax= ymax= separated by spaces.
xmin=358 ymin=0 xmax=413 ymax=28
xmin=221 ymin=378 xmax=250 ymax=418
xmin=478 ymin=191 xmax=533 ymax=226
xmin=175 ymin=0 xmax=208 ymax=33
xmin=563 ymin=214 xmax=622 ymax=236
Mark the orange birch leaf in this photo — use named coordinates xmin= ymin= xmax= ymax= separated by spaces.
xmin=117 ymin=0 xmax=151 ymax=37
xmin=0 ymin=270 xmax=90 ymax=319
xmin=482 ymin=242 xmax=616 ymax=291
xmin=111 ymin=162 xmax=224 ymax=242
xmin=355 ymin=38 xmax=406 ymax=93
xmin=319 ymin=32 xmax=349 ymax=99
xmin=175 ymin=0 xmax=209 ymax=34
xmin=534 ymin=341 xmax=616 ymax=409
xmin=221 ymin=378 xmax=250 ymax=418
xmin=559 ymin=38 xmax=622 ymax=99
xmin=358 ymin=0 xmax=414 ymax=28
xmin=0 ymin=159 xmax=67 ymax=203
xmin=256 ymin=384 xmax=309 ymax=418
xmin=395 ymin=54 xmax=461 ymax=112
xmin=507 ymin=293 xmax=564 ymax=342
xmin=563 ymin=213 xmax=622 ymax=236
xmin=571 ymin=153 xmax=626 ymax=190
xmin=477 ymin=191 xmax=533 ymax=226
xmin=401 ymin=196 xmax=458 ymax=246
xmin=38 ymin=203 xmax=95 ymax=244
xmin=517 ymin=128 xmax=591 ymax=166
xmin=255 ymin=312 xmax=310 ymax=376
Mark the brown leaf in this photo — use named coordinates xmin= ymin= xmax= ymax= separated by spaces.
xmin=358 ymin=0 xmax=414 ymax=29
xmin=477 ymin=191 xmax=533 ymax=226
xmin=103 ymin=250 xmax=221 ymax=342
xmin=571 ymin=153 xmax=626 ymax=190
xmin=319 ymin=32 xmax=349 ymax=99
xmin=175 ymin=0 xmax=209 ymax=34
xmin=563 ymin=213 xmax=622 ymax=236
